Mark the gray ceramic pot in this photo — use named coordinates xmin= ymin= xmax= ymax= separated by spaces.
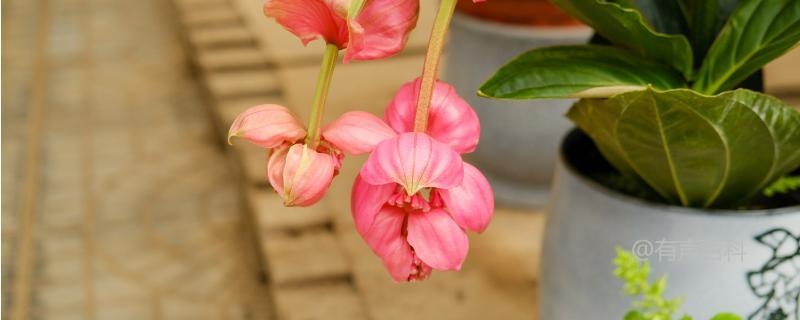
xmin=541 ymin=130 xmax=800 ymax=320
xmin=444 ymin=13 xmax=592 ymax=208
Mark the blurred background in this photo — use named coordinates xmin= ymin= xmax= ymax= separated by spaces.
xmin=2 ymin=0 xmax=798 ymax=319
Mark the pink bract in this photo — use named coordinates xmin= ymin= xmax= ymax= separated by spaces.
xmin=360 ymin=133 xmax=464 ymax=195
xmin=322 ymin=111 xmax=396 ymax=155
xmin=228 ymin=104 xmax=306 ymax=149
xmin=385 ymin=77 xmax=481 ymax=154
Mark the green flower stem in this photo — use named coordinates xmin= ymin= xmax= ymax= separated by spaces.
xmin=414 ymin=0 xmax=457 ymax=132
xmin=348 ymin=0 xmax=367 ymax=18
xmin=305 ymin=43 xmax=339 ymax=148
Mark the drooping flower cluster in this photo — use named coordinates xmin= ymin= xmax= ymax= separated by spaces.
xmin=228 ymin=0 xmax=421 ymax=206
xmin=229 ymin=0 xmax=495 ymax=282
xmin=325 ymin=78 xmax=494 ymax=282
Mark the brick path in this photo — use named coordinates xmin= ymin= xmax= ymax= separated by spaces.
xmin=2 ymin=0 xmax=271 ymax=319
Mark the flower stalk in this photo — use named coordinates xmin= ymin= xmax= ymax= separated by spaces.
xmin=305 ymin=43 xmax=340 ymax=148
xmin=414 ymin=0 xmax=457 ymax=132
xmin=347 ymin=0 xmax=367 ymax=18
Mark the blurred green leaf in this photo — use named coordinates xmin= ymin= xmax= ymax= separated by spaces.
xmin=763 ymin=175 xmax=800 ymax=197
xmin=625 ymin=311 xmax=647 ymax=320
xmin=709 ymin=313 xmax=742 ymax=320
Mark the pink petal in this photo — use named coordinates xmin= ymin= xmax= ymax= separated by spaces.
xmin=267 ymin=145 xmax=289 ymax=196
xmin=351 ymin=174 xmax=395 ymax=236
xmin=362 ymin=205 xmax=415 ymax=282
xmin=323 ymin=0 xmax=351 ymax=17
xmin=228 ymin=104 xmax=307 ymax=149
xmin=385 ymin=78 xmax=480 ymax=154
xmin=281 ymin=144 xmax=336 ymax=207
xmin=406 ymin=209 xmax=469 ymax=271
xmin=360 ymin=132 xmax=464 ymax=195
xmin=264 ymin=0 xmax=349 ymax=48
xmin=343 ymin=0 xmax=419 ymax=62
xmin=438 ymin=163 xmax=494 ymax=233
xmin=322 ymin=111 xmax=397 ymax=155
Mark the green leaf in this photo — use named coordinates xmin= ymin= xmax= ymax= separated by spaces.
xmin=478 ymin=46 xmax=686 ymax=100
xmin=677 ymin=0 xmax=741 ymax=61
xmin=763 ymin=175 xmax=800 ymax=197
xmin=568 ymin=88 xmax=800 ymax=208
xmin=678 ymin=0 xmax=718 ymax=61
xmin=709 ymin=313 xmax=742 ymax=320
xmin=624 ymin=311 xmax=647 ymax=320
xmin=692 ymin=0 xmax=800 ymax=94
xmin=614 ymin=248 xmax=686 ymax=320
xmin=623 ymin=0 xmax=689 ymax=36
xmin=549 ymin=0 xmax=694 ymax=79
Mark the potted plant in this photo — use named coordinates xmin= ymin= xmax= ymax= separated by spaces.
xmin=444 ymin=0 xmax=592 ymax=208
xmin=479 ymin=0 xmax=800 ymax=318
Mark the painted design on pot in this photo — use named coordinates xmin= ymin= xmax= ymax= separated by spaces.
xmin=747 ymin=228 xmax=800 ymax=320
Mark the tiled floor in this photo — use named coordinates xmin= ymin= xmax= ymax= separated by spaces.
xmin=2 ymin=0 xmax=270 ymax=319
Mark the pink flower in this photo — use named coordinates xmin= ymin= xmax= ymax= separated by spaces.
xmin=264 ymin=0 xmax=419 ymax=62
xmin=228 ymin=104 xmax=346 ymax=207
xmin=322 ymin=78 xmax=493 ymax=282
xmin=352 ymin=133 xmax=493 ymax=282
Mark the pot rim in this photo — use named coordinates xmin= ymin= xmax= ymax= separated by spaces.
xmin=559 ymin=130 xmax=800 ymax=218
xmin=452 ymin=11 xmax=593 ymax=40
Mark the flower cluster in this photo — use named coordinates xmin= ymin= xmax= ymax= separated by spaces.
xmin=229 ymin=0 xmax=421 ymax=206
xmin=228 ymin=0 xmax=493 ymax=282
xmin=340 ymin=79 xmax=493 ymax=282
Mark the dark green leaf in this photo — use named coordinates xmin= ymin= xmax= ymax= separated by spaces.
xmin=568 ymin=88 xmax=800 ymax=208
xmin=478 ymin=46 xmax=686 ymax=100
xmin=678 ymin=0 xmax=718 ymax=61
xmin=692 ymin=0 xmax=800 ymax=94
xmin=549 ymin=0 xmax=694 ymax=79
xmin=677 ymin=0 xmax=741 ymax=62
xmin=626 ymin=0 xmax=688 ymax=35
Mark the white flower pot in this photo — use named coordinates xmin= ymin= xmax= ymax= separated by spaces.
xmin=444 ymin=13 xmax=592 ymax=208
xmin=542 ymin=130 xmax=800 ymax=320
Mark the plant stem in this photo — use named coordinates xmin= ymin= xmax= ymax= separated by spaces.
xmin=305 ymin=43 xmax=339 ymax=148
xmin=348 ymin=0 xmax=367 ymax=19
xmin=414 ymin=0 xmax=457 ymax=132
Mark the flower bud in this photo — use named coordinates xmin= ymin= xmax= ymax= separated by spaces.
xmin=267 ymin=144 xmax=336 ymax=207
